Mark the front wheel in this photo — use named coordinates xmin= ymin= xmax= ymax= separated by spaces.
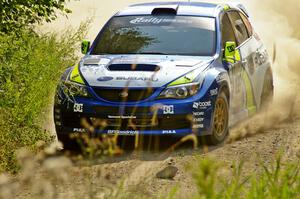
xmin=206 ymin=91 xmax=229 ymax=145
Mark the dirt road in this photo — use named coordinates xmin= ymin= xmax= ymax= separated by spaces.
xmin=15 ymin=107 xmax=300 ymax=199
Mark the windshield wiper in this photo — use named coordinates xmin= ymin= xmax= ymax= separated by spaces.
xmin=138 ymin=51 xmax=168 ymax=55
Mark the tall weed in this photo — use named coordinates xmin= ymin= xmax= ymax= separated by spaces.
xmin=0 ymin=22 xmax=89 ymax=172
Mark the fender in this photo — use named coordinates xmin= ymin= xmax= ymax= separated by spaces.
xmin=202 ymin=65 xmax=231 ymax=101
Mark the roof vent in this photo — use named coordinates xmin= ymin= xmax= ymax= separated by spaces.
xmin=151 ymin=7 xmax=177 ymax=15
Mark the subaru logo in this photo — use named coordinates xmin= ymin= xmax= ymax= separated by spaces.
xmin=97 ymin=76 xmax=113 ymax=82
xmin=119 ymin=91 xmax=129 ymax=98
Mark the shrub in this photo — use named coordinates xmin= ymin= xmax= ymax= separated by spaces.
xmin=0 ymin=0 xmax=71 ymax=33
xmin=0 ymin=22 xmax=89 ymax=172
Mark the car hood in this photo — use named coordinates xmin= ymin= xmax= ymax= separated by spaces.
xmin=79 ymin=55 xmax=214 ymax=88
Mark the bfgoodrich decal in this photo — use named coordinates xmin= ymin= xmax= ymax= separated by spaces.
xmin=107 ymin=130 xmax=138 ymax=135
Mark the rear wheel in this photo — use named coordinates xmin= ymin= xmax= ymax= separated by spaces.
xmin=206 ymin=91 xmax=229 ymax=145
xmin=260 ymin=73 xmax=274 ymax=111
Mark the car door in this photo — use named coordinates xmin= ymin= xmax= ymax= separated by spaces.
xmin=220 ymin=13 xmax=244 ymax=115
xmin=227 ymin=11 xmax=257 ymax=117
xmin=239 ymin=13 xmax=269 ymax=109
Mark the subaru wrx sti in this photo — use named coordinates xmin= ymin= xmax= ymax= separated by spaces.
xmin=54 ymin=2 xmax=273 ymax=147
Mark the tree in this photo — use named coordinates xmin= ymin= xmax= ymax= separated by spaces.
xmin=0 ymin=0 xmax=71 ymax=33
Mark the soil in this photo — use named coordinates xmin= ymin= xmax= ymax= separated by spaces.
xmin=15 ymin=113 xmax=300 ymax=199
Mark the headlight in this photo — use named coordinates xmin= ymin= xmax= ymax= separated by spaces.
xmin=59 ymin=64 xmax=91 ymax=98
xmin=158 ymin=69 xmax=205 ymax=99
xmin=60 ymin=81 xmax=91 ymax=98
xmin=158 ymin=83 xmax=200 ymax=99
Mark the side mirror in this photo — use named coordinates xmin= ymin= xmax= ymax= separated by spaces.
xmin=224 ymin=41 xmax=237 ymax=63
xmin=81 ymin=40 xmax=91 ymax=54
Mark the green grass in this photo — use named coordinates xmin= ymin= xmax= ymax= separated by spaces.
xmin=0 ymin=23 xmax=88 ymax=172
xmin=191 ymin=155 xmax=300 ymax=199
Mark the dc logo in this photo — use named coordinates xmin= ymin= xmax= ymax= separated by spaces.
xmin=74 ymin=103 xmax=83 ymax=113
xmin=163 ymin=105 xmax=174 ymax=114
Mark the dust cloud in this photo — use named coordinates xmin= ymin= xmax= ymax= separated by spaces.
xmin=44 ymin=0 xmax=300 ymax=142
xmin=228 ymin=0 xmax=300 ymax=141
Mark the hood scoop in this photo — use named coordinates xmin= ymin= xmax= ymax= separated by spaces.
xmin=107 ymin=64 xmax=160 ymax=72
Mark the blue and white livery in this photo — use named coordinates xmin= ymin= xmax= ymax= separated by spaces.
xmin=54 ymin=2 xmax=273 ymax=146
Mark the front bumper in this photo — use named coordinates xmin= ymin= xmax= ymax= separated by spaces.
xmin=54 ymin=88 xmax=215 ymax=137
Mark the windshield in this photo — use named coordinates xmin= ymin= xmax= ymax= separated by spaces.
xmin=91 ymin=15 xmax=216 ymax=56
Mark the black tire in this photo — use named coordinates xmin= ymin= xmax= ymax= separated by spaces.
xmin=206 ymin=91 xmax=229 ymax=145
xmin=260 ymin=73 xmax=274 ymax=111
xmin=57 ymin=133 xmax=80 ymax=151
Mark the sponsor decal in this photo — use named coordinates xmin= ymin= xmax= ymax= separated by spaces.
xmin=193 ymin=124 xmax=204 ymax=128
xmin=108 ymin=115 xmax=136 ymax=119
xmin=162 ymin=130 xmax=176 ymax=134
xmin=210 ymin=88 xmax=218 ymax=96
xmin=193 ymin=118 xmax=204 ymax=122
xmin=193 ymin=112 xmax=204 ymax=116
xmin=130 ymin=17 xmax=163 ymax=24
xmin=163 ymin=105 xmax=174 ymax=114
xmin=74 ymin=103 xmax=83 ymax=113
xmin=97 ymin=76 xmax=114 ymax=82
xmin=130 ymin=17 xmax=193 ymax=25
xmin=116 ymin=76 xmax=159 ymax=82
xmin=107 ymin=130 xmax=138 ymax=135
xmin=73 ymin=128 xmax=87 ymax=133
xmin=193 ymin=101 xmax=211 ymax=109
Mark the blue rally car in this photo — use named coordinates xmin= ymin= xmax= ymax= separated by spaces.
xmin=54 ymin=2 xmax=273 ymax=147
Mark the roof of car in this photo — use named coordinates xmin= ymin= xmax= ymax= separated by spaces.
xmin=115 ymin=2 xmax=241 ymax=17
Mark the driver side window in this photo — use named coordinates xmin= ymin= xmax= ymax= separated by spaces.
xmin=227 ymin=11 xmax=249 ymax=45
xmin=221 ymin=14 xmax=236 ymax=51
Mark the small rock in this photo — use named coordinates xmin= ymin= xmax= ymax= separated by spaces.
xmin=156 ymin=166 xmax=178 ymax=180
xmin=167 ymin=158 xmax=175 ymax=165
xmin=257 ymin=139 xmax=263 ymax=143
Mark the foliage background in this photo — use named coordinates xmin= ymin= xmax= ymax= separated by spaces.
xmin=0 ymin=0 xmax=71 ymax=33
xmin=0 ymin=0 xmax=88 ymax=172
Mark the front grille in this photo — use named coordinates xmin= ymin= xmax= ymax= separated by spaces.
xmin=93 ymin=88 xmax=155 ymax=102
xmin=61 ymin=111 xmax=191 ymax=130
xmin=94 ymin=106 xmax=153 ymax=116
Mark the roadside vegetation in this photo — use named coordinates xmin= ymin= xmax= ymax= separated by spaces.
xmin=190 ymin=156 xmax=300 ymax=199
xmin=0 ymin=149 xmax=299 ymax=198
xmin=0 ymin=0 xmax=88 ymax=172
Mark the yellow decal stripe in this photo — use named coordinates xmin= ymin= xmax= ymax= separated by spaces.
xmin=168 ymin=70 xmax=198 ymax=87
xmin=70 ymin=64 xmax=85 ymax=84
xmin=242 ymin=69 xmax=256 ymax=115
